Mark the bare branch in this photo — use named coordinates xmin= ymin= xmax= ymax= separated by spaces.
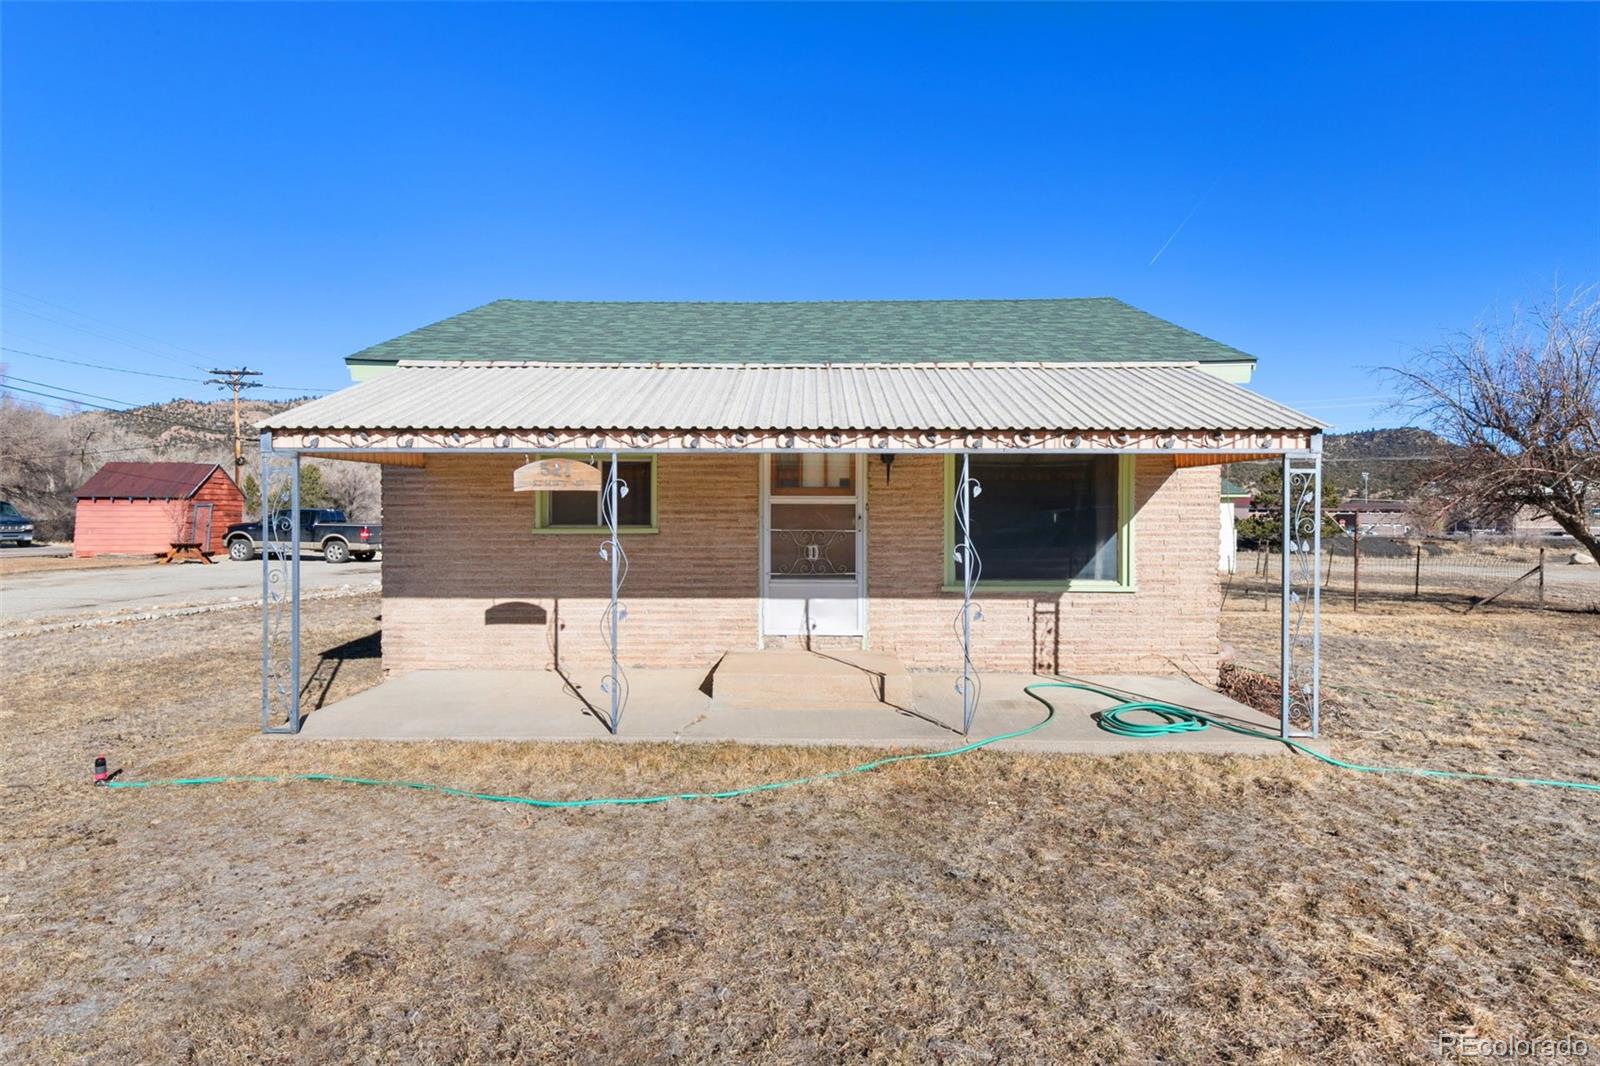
xmin=1383 ymin=286 xmax=1600 ymax=564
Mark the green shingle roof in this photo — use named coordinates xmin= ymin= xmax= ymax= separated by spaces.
xmin=346 ymin=298 xmax=1256 ymax=368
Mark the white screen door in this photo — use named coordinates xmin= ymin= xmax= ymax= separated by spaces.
xmin=761 ymin=454 xmax=865 ymax=636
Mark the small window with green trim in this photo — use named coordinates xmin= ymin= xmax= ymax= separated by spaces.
xmin=533 ymin=456 xmax=658 ymax=533
xmin=944 ymin=455 xmax=1134 ymax=590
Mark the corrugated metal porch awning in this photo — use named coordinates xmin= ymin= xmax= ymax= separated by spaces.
xmin=263 ymin=361 xmax=1322 ymax=434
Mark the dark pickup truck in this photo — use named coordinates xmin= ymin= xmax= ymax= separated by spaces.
xmin=224 ymin=508 xmax=381 ymax=564
xmin=0 ymin=501 xmax=36 ymax=546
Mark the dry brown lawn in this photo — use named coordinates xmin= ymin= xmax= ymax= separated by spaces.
xmin=1 ymin=591 xmax=1596 ymax=1063
xmin=0 ymin=553 xmax=153 ymax=577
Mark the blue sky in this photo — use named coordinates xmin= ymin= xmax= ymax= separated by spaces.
xmin=3 ymin=2 xmax=1597 ymax=430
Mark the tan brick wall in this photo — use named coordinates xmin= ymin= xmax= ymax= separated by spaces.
xmin=863 ymin=456 xmax=1222 ymax=679
xmin=380 ymin=453 xmax=1221 ymax=681
xmin=381 ymin=454 xmax=761 ymax=674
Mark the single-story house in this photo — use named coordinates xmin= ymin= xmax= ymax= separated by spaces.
xmin=73 ymin=462 xmax=244 ymax=557
xmin=1219 ymin=478 xmax=1250 ymax=572
xmin=1330 ymin=497 xmax=1415 ymax=538
xmin=259 ymin=298 xmax=1325 ymax=736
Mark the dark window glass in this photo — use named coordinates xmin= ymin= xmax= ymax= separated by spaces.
xmin=546 ymin=460 xmax=653 ymax=527
xmin=955 ymin=456 xmax=1120 ymax=583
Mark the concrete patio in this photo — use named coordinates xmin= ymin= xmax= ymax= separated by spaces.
xmin=297 ymin=657 xmax=1310 ymax=756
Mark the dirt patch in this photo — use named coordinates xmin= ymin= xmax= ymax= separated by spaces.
xmin=2 ymin=591 xmax=1597 ymax=1061
xmin=0 ymin=553 xmax=156 ymax=577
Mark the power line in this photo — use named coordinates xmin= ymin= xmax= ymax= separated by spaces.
xmin=3 ymin=289 xmax=333 ymax=392
xmin=2 ymin=286 xmax=214 ymax=365
xmin=0 ymin=342 xmax=328 ymax=393
xmin=1 ymin=302 xmax=209 ymax=371
xmin=3 ymin=373 xmax=177 ymax=409
xmin=254 ymin=383 xmax=332 ymax=394
xmin=0 ymin=382 xmax=227 ymax=435
xmin=19 ymin=442 xmax=192 ymax=461
xmin=0 ymin=345 xmax=207 ymax=382
xmin=1230 ymin=455 xmax=1444 ymax=463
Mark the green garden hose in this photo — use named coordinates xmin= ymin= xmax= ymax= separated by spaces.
xmin=101 ymin=680 xmax=1600 ymax=806
xmin=1052 ymin=679 xmax=1600 ymax=794
xmin=102 ymin=694 xmax=1060 ymax=808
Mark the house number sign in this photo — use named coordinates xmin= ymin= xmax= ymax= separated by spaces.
xmin=513 ymin=458 xmax=604 ymax=492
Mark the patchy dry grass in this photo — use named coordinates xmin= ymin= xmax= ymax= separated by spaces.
xmin=1 ymin=591 xmax=1597 ymax=1062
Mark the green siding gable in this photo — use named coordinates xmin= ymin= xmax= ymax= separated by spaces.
xmin=345 ymin=298 xmax=1256 ymax=369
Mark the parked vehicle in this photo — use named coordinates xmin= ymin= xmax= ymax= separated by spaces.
xmin=0 ymin=501 xmax=36 ymax=546
xmin=224 ymin=508 xmax=381 ymax=563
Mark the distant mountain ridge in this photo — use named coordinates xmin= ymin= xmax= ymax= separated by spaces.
xmin=1231 ymin=428 xmax=1449 ymax=500
xmin=94 ymin=395 xmax=308 ymax=455
xmin=1322 ymin=427 xmax=1449 ymax=462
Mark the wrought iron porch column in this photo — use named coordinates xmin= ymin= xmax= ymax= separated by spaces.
xmin=955 ymin=452 xmax=981 ymax=735
xmin=1279 ymin=454 xmax=1291 ymax=739
xmin=1308 ymin=450 xmax=1323 ymax=737
xmin=1278 ymin=450 xmax=1324 ymax=740
xmin=599 ymin=451 xmax=626 ymax=735
xmin=259 ymin=432 xmax=302 ymax=734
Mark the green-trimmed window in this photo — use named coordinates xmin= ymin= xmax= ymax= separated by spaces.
xmin=532 ymin=455 xmax=658 ymax=534
xmin=944 ymin=455 xmax=1134 ymax=591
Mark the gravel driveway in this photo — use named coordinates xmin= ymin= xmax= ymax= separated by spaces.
xmin=0 ymin=557 xmax=381 ymax=623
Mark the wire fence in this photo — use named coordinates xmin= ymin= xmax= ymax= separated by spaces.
xmin=1227 ymin=538 xmax=1600 ymax=612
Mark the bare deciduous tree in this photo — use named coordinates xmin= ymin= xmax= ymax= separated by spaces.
xmin=1387 ymin=288 xmax=1600 ymax=564
xmin=0 ymin=393 xmax=141 ymax=541
xmin=0 ymin=378 xmax=236 ymax=541
xmin=308 ymin=459 xmax=382 ymax=519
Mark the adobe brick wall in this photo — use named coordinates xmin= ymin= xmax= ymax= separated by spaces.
xmin=379 ymin=453 xmax=1221 ymax=681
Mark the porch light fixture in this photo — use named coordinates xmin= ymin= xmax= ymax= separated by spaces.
xmin=880 ymin=453 xmax=895 ymax=484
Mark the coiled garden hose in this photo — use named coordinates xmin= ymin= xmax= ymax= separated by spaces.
xmin=100 ymin=680 xmax=1600 ymax=806
xmin=1055 ymin=679 xmax=1600 ymax=793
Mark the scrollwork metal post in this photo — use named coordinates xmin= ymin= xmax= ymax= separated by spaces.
xmin=259 ymin=432 xmax=302 ymax=733
xmin=1279 ymin=455 xmax=1292 ymax=738
xmin=954 ymin=452 xmax=983 ymax=735
xmin=1279 ymin=450 xmax=1323 ymax=739
xmin=598 ymin=451 xmax=628 ymax=734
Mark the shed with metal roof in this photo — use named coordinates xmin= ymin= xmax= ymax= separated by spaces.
xmin=72 ymin=462 xmax=244 ymax=557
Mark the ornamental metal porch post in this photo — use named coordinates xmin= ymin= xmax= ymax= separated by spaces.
xmin=599 ymin=451 xmax=626 ymax=735
xmin=1308 ymin=450 xmax=1323 ymax=736
xmin=259 ymin=432 xmax=302 ymax=734
xmin=1278 ymin=450 xmax=1323 ymax=740
xmin=955 ymin=452 xmax=981 ymax=735
xmin=1279 ymin=455 xmax=1291 ymax=739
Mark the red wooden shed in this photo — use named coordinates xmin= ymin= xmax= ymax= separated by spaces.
xmin=73 ymin=462 xmax=245 ymax=557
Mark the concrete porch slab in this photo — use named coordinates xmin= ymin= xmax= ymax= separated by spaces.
xmin=710 ymin=650 xmax=915 ymax=712
xmin=296 ymin=666 xmax=1313 ymax=756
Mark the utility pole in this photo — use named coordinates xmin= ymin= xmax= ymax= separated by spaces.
xmin=205 ymin=368 xmax=263 ymax=474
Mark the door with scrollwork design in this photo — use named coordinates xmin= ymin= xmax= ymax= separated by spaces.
xmin=761 ymin=454 xmax=865 ymax=636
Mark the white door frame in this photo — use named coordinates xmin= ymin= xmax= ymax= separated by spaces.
xmin=758 ymin=454 xmax=867 ymax=639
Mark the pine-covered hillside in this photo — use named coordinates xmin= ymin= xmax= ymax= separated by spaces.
xmin=0 ymin=393 xmax=367 ymax=541
xmin=1229 ymin=427 xmax=1450 ymax=501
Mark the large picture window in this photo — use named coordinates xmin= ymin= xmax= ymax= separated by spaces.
xmin=945 ymin=455 xmax=1133 ymax=589
xmin=533 ymin=456 xmax=657 ymax=533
